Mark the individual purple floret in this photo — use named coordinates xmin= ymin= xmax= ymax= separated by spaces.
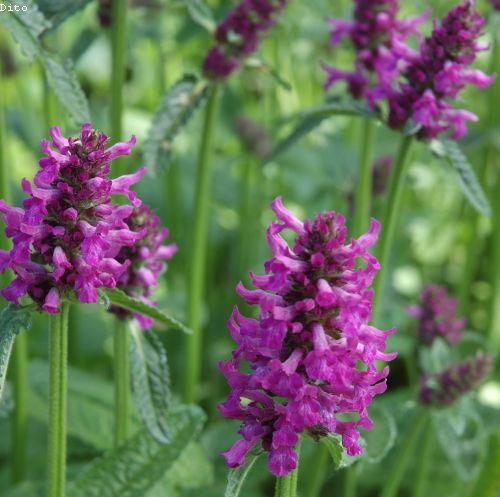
xmin=388 ymin=0 xmax=495 ymax=140
xmin=324 ymin=0 xmax=428 ymax=103
xmin=0 ymin=124 xmax=147 ymax=313
xmin=218 ymin=197 xmax=396 ymax=476
xmin=203 ymin=0 xmax=288 ymax=80
xmin=110 ymin=205 xmax=177 ymax=329
xmin=407 ymin=284 xmax=465 ymax=346
xmin=419 ymin=352 xmax=493 ymax=407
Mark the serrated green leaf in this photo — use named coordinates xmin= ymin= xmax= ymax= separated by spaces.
xmin=40 ymin=53 xmax=90 ymax=124
xmin=27 ymin=359 xmax=119 ymax=449
xmin=265 ymin=100 xmax=376 ymax=164
xmin=36 ymin=0 xmax=93 ymax=28
xmin=0 ymin=304 xmax=32 ymax=401
xmin=181 ymin=0 xmax=215 ymax=32
xmin=224 ymin=453 xmax=260 ymax=497
xmin=363 ymin=406 xmax=397 ymax=463
xmin=432 ymin=401 xmax=486 ymax=481
xmin=145 ymin=76 xmax=208 ymax=174
xmin=403 ymin=119 xmax=422 ymax=137
xmin=441 ymin=140 xmax=491 ymax=217
xmin=67 ymin=404 xmax=206 ymax=497
xmin=0 ymin=6 xmax=43 ymax=61
xmin=419 ymin=337 xmax=453 ymax=375
xmin=164 ymin=442 xmax=214 ymax=490
xmin=0 ymin=382 xmax=13 ymax=418
xmin=129 ymin=324 xmax=172 ymax=444
xmin=320 ymin=433 xmax=360 ymax=470
xmin=104 ymin=288 xmax=191 ymax=334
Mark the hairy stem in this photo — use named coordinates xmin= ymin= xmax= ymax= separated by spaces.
xmin=47 ymin=302 xmax=69 ymax=497
xmin=114 ymin=319 xmax=130 ymax=445
xmin=275 ymin=443 xmax=301 ymax=497
xmin=304 ymin=444 xmax=329 ymax=497
xmin=372 ymin=135 xmax=413 ymax=324
xmin=353 ymin=119 xmax=375 ymax=236
xmin=380 ymin=409 xmax=428 ymax=497
xmin=184 ymin=84 xmax=220 ymax=403
xmin=11 ymin=332 xmax=27 ymax=483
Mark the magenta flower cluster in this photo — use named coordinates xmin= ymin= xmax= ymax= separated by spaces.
xmin=0 ymin=124 xmax=162 ymax=314
xmin=218 ymin=197 xmax=396 ymax=476
xmin=203 ymin=0 xmax=287 ymax=80
xmin=324 ymin=0 xmax=428 ymax=101
xmin=110 ymin=205 xmax=177 ymax=329
xmin=407 ymin=284 xmax=465 ymax=346
xmin=388 ymin=1 xmax=495 ymax=140
xmin=419 ymin=352 xmax=493 ymax=407
xmin=325 ymin=1 xmax=495 ymax=140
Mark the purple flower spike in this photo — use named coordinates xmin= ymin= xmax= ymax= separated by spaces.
xmin=0 ymin=124 xmax=147 ymax=313
xmin=109 ymin=205 xmax=177 ymax=329
xmin=324 ymin=0 xmax=428 ymax=102
xmin=407 ymin=284 xmax=465 ymax=346
xmin=203 ymin=0 xmax=288 ymax=80
xmin=219 ymin=197 xmax=396 ymax=476
xmin=419 ymin=352 xmax=494 ymax=407
xmin=493 ymin=0 xmax=500 ymax=10
xmin=388 ymin=0 xmax=495 ymax=140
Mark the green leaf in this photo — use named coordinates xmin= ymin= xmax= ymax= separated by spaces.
xmin=36 ymin=0 xmax=93 ymax=28
xmin=181 ymin=0 xmax=215 ymax=32
xmin=145 ymin=75 xmax=208 ymax=174
xmin=320 ymin=434 xmax=359 ymax=469
xmin=0 ymin=304 xmax=32 ymax=401
xmin=440 ymin=140 xmax=491 ymax=217
xmin=403 ymin=119 xmax=422 ymax=137
xmin=164 ymin=442 xmax=214 ymax=490
xmin=27 ymin=359 xmax=119 ymax=449
xmin=419 ymin=337 xmax=452 ymax=375
xmin=0 ymin=382 xmax=13 ymax=418
xmin=67 ymin=404 xmax=206 ymax=497
xmin=363 ymin=406 xmax=397 ymax=463
xmin=432 ymin=400 xmax=486 ymax=481
xmin=129 ymin=324 xmax=172 ymax=444
xmin=224 ymin=453 xmax=261 ymax=497
xmin=40 ymin=53 xmax=90 ymax=124
xmin=265 ymin=100 xmax=376 ymax=164
xmin=0 ymin=0 xmax=49 ymax=62
xmin=104 ymin=288 xmax=191 ymax=334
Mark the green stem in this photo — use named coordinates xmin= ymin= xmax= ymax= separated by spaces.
xmin=11 ymin=332 xmax=27 ymax=483
xmin=380 ymin=410 xmax=429 ymax=497
xmin=184 ymin=84 xmax=220 ymax=403
xmin=47 ymin=302 xmax=69 ymax=497
xmin=412 ymin=419 xmax=433 ymax=497
xmin=353 ymin=119 xmax=375 ymax=236
xmin=371 ymin=135 xmax=413 ymax=325
xmin=113 ymin=319 xmax=130 ymax=445
xmin=342 ymin=464 xmax=358 ymax=497
xmin=275 ymin=443 xmax=301 ymax=497
xmin=304 ymin=444 xmax=328 ymax=497
xmin=110 ymin=0 xmax=127 ymax=170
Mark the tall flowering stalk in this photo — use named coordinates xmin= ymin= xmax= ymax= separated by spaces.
xmin=219 ymin=197 xmax=396 ymax=491
xmin=370 ymin=1 xmax=494 ymax=323
xmin=108 ymin=205 xmax=176 ymax=442
xmin=203 ymin=0 xmax=288 ymax=81
xmin=185 ymin=0 xmax=289 ymax=403
xmin=0 ymin=124 xmax=146 ymax=497
xmin=381 ymin=283 xmax=491 ymax=497
xmin=324 ymin=0 xmax=426 ymax=237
